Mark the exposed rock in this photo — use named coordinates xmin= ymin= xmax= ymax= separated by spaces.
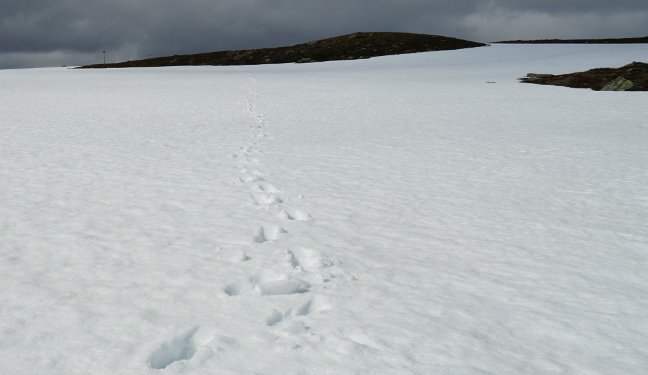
xmin=624 ymin=62 xmax=648 ymax=75
xmin=601 ymin=76 xmax=635 ymax=91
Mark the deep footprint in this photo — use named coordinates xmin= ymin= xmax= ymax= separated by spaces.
xmin=254 ymin=225 xmax=286 ymax=243
xmin=265 ymin=297 xmax=330 ymax=326
xmin=290 ymin=248 xmax=334 ymax=272
xmin=250 ymin=192 xmax=283 ymax=207
xmin=258 ymin=182 xmax=280 ymax=194
xmin=279 ymin=208 xmax=310 ymax=221
xmin=149 ymin=327 xmax=199 ymax=369
xmin=284 ymin=249 xmax=300 ymax=269
xmin=255 ymin=279 xmax=310 ymax=296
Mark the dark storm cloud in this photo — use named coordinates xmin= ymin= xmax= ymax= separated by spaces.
xmin=1 ymin=0 xmax=646 ymax=69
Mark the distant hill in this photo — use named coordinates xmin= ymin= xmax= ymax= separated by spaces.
xmin=496 ymin=36 xmax=648 ymax=44
xmin=77 ymin=32 xmax=487 ymax=69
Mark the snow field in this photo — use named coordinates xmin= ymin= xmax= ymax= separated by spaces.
xmin=0 ymin=44 xmax=647 ymax=374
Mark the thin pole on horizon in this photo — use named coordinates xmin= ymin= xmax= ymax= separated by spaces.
xmin=103 ymin=51 xmax=106 ymax=67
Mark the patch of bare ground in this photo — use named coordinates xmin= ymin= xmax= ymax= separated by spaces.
xmin=496 ymin=36 xmax=648 ymax=44
xmin=77 ymin=32 xmax=486 ymax=69
xmin=520 ymin=62 xmax=648 ymax=91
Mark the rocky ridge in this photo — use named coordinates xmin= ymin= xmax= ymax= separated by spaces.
xmin=77 ymin=32 xmax=486 ymax=69
xmin=496 ymin=36 xmax=648 ymax=44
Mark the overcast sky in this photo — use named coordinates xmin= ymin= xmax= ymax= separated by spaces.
xmin=1 ymin=0 xmax=647 ymax=69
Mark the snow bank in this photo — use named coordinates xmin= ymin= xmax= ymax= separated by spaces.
xmin=1 ymin=44 xmax=647 ymax=374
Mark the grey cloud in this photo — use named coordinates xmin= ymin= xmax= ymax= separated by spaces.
xmin=462 ymin=1 xmax=648 ymax=41
xmin=485 ymin=0 xmax=648 ymax=15
xmin=1 ymin=0 xmax=646 ymax=69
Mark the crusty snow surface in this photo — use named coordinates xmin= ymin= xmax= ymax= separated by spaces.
xmin=1 ymin=44 xmax=647 ymax=374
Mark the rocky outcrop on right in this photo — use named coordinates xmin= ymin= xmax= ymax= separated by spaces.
xmin=520 ymin=62 xmax=648 ymax=91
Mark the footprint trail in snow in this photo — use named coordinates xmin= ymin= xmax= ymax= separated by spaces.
xmin=221 ymin=73 xmax=356 ymax=349
xmin=148 ymin=72 xmax=358 ymax=370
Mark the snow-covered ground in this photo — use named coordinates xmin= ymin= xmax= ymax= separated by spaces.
xmin=1 ymin=44 xmax=647 ymax=374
